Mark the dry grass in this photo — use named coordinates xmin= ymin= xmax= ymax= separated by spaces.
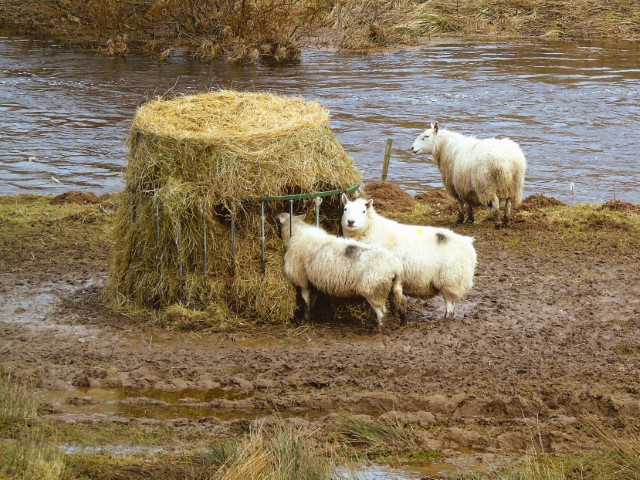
xmin=0 ymin=375 xmax=65 ymax=480
xmin=3 ymin=0 xmax=638 ymax=60
xmin=333 ymin=413 xmax=420 ymax=457
xmin=0 ymin=373 xmax=37 ymax=432
xmin=210 ymin=423 xmax=336 ymax=480
xmin=104 ymin=90 xmax=362 ymax=327
xmin=409 ymin=0 xmax=640 ymax=40
xmin=0 ymin=0 xmax=326 ymax=62
xmin=457 ymin=416 xmax=640 ymax=480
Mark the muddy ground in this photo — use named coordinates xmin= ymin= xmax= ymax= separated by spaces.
xmin=1 ymin=186 xmax=640 ymax=475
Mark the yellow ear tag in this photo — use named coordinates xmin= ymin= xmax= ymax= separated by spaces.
xmin=417 ymin=228 xmax=422 ymax=234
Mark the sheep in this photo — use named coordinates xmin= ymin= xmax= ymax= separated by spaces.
xmin=275 ymin=212 xmax=406 ymax=328
xmin=341 ymin=194 xmax=476 ymax=320
xmin=411 ymin=122 xmax=526 ymax=228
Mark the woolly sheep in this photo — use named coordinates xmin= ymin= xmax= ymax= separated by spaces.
xmin=275 ymin=213 xmax=406 ymax=328
xmin=341 ymin=195 xmax=476 ymax=319
xmin=411 ymin=122 xmax=526 ymax=228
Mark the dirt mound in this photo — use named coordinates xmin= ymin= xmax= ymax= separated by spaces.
xmin=415 ymin=189 xmax=449 ymax=204
xmin=600 ymin=200 xmax=640 ymax=212
xmin=363 ymin=181 xmax=417 ymax=212
xmin=587 ymin=217 xmax=632 ymax=231
xmin=51 ymin=191 xmax=100 ymax=205
xmin=520 ymin=194 xmax=565 ymax=211
xmin=414 ymin=188 xmax=458 ymax=214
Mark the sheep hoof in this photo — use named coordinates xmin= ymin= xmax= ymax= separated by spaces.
xmin=466 ymin=219 xmax=475 ymax=225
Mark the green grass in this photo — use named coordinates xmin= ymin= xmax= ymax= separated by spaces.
xmin=0 ymin=195 xmax=114 ymax=277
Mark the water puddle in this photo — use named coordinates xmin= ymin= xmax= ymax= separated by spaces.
xmin=40 ymin=387 xmax=322 ymax=422
xmin=0 ymin=277 xmax=99 ymax=336
xmin=340 ymin=457 xmax=490 ymax=479
xmin=60 ymin=444 xmax=164 ymax=455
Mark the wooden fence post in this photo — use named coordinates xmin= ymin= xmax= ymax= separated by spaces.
xmin=381 ymin=138 xmax=392 ymax=182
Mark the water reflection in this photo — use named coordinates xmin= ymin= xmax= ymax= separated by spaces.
xmin=1 ymin=29 xmax=638 ymax=203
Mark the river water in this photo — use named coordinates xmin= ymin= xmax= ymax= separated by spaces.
xmin=1 ymin=29 xmax=639 ymax=203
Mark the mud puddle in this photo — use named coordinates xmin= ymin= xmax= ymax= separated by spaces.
xmin=59 ymin=444 xmax=165 ymax=455
xmin=341 ymin=455 xmax=495 ymax=479
xmin=0 ymin=275 xmax=100 ymax=336
xmin=40 ymin=386 xmax=325 ymax=422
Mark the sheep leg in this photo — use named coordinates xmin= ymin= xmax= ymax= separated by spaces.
xmin=466 ymin=204 xmax=475 ymax=224
xmin=367 ymin=299 xmax=386 ymax=329
xmin=443 ymin=294 xmax=456 ymax=320
xmin=309 ymin=288 xmax=318 ymax=310
xmin=490 ymin=195 xmax=502 ymax=228
xmin=503 ymin=198 xmax=512 ymax=227
xmin=389 ymin=280 xmax=407 ymax=324
xmin=455 ymin=201 xmax=465 ymax=225
xmin=301 ymin=286 xmax=313 ymax=322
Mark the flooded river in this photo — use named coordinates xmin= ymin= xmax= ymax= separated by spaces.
xmin=1 ymin=29 xmax=639 ymax=203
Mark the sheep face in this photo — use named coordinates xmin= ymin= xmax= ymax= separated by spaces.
xmin=275 ymin=213 xmax=305 ymax=242
xmin=411 ymin=122 xmax=439 ymax=155
xmin=341 ymin=195 xmax=373 ymax=235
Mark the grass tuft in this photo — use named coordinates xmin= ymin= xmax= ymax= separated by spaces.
xmin=210 ymin=423 xmax=336 ymax=480
xmin=0 ymin=375 xmax=65 ymax=480
xmin=334 ymin=413 xmax=419 ymax=456
xmin=0 ymin=374 xmax=38 ymax=432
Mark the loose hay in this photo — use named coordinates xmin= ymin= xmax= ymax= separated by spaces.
xmin=104 ymin=90 xmax=362 ymax=327
xmin=363 ymin=181 xmax=418 ymax=213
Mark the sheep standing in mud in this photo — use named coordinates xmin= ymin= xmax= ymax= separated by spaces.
xmin=275 ymin=213 xmax=406 ymax=328
xmin=411 ymin=122 xmax=526 ymax=228
xmin=341 ymin=195 xmax=476 ymax=320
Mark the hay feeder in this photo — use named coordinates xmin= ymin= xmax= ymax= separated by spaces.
xmin=105 ymin=90 xmax=362 ymax=326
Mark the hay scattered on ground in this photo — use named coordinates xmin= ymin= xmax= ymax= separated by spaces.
xmin=362 ymin=181 xmax=418 ymax=213
xmin=51 ymin=191 xmax=100 ymax=205
xmin=520 ymin=194 xmax=565 ymax=211
xmin=600 ymin=200 xmax=640 ymax=212
xmin=415 ymin=188 xmax=458 ymax=215
xmin=104 ymin=90 xmax=362 ymax=327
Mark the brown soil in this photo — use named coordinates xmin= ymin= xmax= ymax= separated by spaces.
xmin=2 ymin=190 xmax=640 ymax=472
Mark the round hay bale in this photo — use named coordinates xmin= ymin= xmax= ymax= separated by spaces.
xmin=104 ymin=91 xmax=362 ymax=327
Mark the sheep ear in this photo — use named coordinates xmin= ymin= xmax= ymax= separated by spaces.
xmin=365 ymin=199 xmax=373 ymax=209
xmin=433 ymin=121 xmax=439 ymax=133
xmin=341 ymin=193 xmax=348 ymax=205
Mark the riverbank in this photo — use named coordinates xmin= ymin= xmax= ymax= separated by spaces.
xmin=1 ymin=0 xmax=639 ymax=61
xmin=1 ymin=184 xmax=640 ymax=478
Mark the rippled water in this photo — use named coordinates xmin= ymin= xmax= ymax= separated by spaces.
xmin=1 ymin=29 xmax=639 ymax=203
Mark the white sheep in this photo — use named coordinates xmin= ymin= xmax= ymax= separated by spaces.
xmin=275 ymin=212 xmax=406 ymax=328
xmin=411 ymin=122 xmax=526 ymax=228
xmin=341 ymin=194 xmax=476 ymax=320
